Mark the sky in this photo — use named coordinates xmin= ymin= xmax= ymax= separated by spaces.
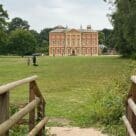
xmin=0 ymin=0 xmax=113 ymax=32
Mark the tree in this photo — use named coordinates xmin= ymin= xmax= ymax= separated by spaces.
xmin=9 ymin=29 xmax=36 ymax=56
xmin=30 ymin=30 xmax=40 ymax=42
xmin=0 ymin=4 xmax=8 ymax=30
xmin=105 ymin=0 xmax=136 ymax=57
xmin=0 ymin=30 xmax=9 ymax=54
xmin=39 ymin=28 xmax=52 ymax=42
xmin=30 ymin=29 xmax=41 ymax=52
xmin=102 ymin=29 xmax=114 ymax=48
xmin=98 ymin=29 xmax=114 ymax=49
xmin=98 ymin=31 xmax=105 ymax=45
xmin=8 ymin=17 xmax=30 ymax=32
xmin=0 ymin=4 xmax=9 ymax=54
xmin=39 ymin=28 xmax=53 ymax=54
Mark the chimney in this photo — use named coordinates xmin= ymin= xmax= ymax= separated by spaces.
xmin=80 ymin=24 xmax=83 ymax=30
xmin=87 ymin=25 xmax=91 ymax=30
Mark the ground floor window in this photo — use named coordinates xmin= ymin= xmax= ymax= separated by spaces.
xmin=67 ymin=48 xmax=71 ymax=55
xmin=57 ymin=48 xmax=60 ymax=54
xmin=61 ymin=48 xmax=64 ymax=55
xmin=76 ymin=48 xmax=80 ymax=54
xmin=87 ymin=48 xmax=91 ymax=54
xmin=92 ymin=48 xmax=97 ymax=54
xmin=52 ymin=48 xmax=55 ymax=54
xmin=82 ymin=48 xmax=86 ymax=55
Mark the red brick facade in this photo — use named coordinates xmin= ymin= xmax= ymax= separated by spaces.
xmin=49 ymin=26 xmax=98 ymax=56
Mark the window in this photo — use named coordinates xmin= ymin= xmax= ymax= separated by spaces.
xmin=67 ymin=40 xmax=70 ymax=46
xmin=68 ymin=48 xmax=71 ymax=54
xmin=82 ymin=40 xmax=86 ymax=46
xmin=87 ymin=48 xmax=90 ymax=54
xmin=82 ymin=48 xmax=86 ymax=55
xmin=52 ymin=48 xmax=55 ymax=55
xmin=52 ymin=40 xmax=55 ymax=45
xmin=63 ymin=40 xmax=65 ymax=45
xmin=62 ymin=49 xmax=64 ymax=53
xmin=77 ymin=48 xmax=79 ymax=53
xmin=72 ymin=40 xmax=75 ymax=46
xmin=57 ymin=48 xmax=60 ymax=54
xmin=77 ymin=39 xmax=80 ymax=46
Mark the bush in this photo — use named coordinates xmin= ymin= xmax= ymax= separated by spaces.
xmin=9 ymin=104 xmax=28 ymax=136
xmin=86 ymin=60 xmax=136 ymax=136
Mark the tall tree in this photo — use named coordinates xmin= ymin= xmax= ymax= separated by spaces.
xmin=30 ymin=29 xmax=41 ymax=52
xmin=9 ymin=29 xmax=36 ymax=56
xmin=98 ymin=31 xmax=105 ymax=45
xmin=30 ymin=30 xmax=40 ymax=42
xmin=8 ymin=17 xmax=30 ymax=32
xmin=39 ymin=28 xmax=52 ymax=42
xmin=106 ymin=0 xmax=136 ymax=57
xmin=0 ymin=30 xmax=9 ymax=54
xmin=39 ymin=28 xmax=53 ymax=54
xmin=0 ymin=4 xmax=8 ymax=30
xmin=0 ymin=4 xmax=9 ymax=55
xmin=102 ymin=29 xmax=113 ymax=48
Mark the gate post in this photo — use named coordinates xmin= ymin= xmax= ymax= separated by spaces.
xmin=29 ymin=81 xmax=35 ymax=131
xmin=126 ymin=82 xmax=136 ymax=135
xmin=0 ymin=92 xmax=9 ymax=136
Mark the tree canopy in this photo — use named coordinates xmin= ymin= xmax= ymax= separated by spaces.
xmin=38 ymin=28 xmax=53 ymax=54
xmin=106 ymin=0 xmax=136 ymax=57
xmin=0 ymin=4 xmax=8 ymax=30
xmin=98 ymin=31 xmax=105 ymax=45
xmin=0 ymin=30 xmax=9 ymax=54
xmin=0 ymin=4 xmax=9 ymax=54
xmin=39 ymin=28 xmax=52 ymax=42
xmin=9 ymin=29 xmax=36 ymax=56
xmin=8 ymin=17 xmax=30 ymax=32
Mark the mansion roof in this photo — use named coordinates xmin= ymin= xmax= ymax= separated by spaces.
xmin=50 ymin=28 xmax=97 ymax=33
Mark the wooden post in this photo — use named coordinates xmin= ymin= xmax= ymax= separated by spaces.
xmin=29 ymin=80 xmax=46 ymax=135
xmin=42 ymin=100 xmax=46 ymax=135
xmin=31 ymin=81 xmax=46 ymax=136
xmin=0 ymin=92 xmax=9 ymax=136
xmin=29 ymin=81 xmax=35 ymax=132
xmin=37 ymin=100 xmax=45 ymax=136
xmin=127 ymin=83 xmax=136 ymax=135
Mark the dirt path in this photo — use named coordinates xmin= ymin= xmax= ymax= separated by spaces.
xmin=48 ymin=127 xmax=107 ymax=136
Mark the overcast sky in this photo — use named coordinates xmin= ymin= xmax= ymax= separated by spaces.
xmin=1 ymin=0 xmax=113 ymax=32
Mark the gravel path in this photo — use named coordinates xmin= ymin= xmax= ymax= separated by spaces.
xmin=49 ymin=127 xmax=107 ymax=136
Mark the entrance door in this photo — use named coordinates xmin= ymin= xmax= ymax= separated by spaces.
xmin=72 ymin=50 xmax=75 ymax=56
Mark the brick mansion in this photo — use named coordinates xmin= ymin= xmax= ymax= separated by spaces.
xmin=49 ymin=25 xmax=98 ymax=56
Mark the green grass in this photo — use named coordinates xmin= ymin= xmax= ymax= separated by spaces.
xmin=0 ymin=56 xmax=132 ymax=135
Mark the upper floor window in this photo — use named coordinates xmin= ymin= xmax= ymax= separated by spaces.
xmin=72 ymin=40 xmax=75 ymax=45
xmin=52 ymin=40 xmax=55 ymax=45
xmin=77 ymin=39 xmax=80 ymax=45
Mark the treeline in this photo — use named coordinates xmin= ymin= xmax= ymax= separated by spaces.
xmin=2 ymin=0 xmax=135 ymax=57
xmin=105 ymin=0 xmax=136 ymax=58
xmin=0 ymin=4 xmax=52 ymax=56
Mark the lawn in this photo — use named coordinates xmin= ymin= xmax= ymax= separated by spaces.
xmin=0 ymin=56 xmax=132 ymax=135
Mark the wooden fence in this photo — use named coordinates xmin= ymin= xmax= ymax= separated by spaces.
xmin=123 ymin=76 xmax=136 ymax=136
xmin=0 ymin=75 xmax=48 ymax=136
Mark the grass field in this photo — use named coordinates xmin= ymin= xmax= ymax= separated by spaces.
xmin=0 ymin=56 xmax=132 ymax=135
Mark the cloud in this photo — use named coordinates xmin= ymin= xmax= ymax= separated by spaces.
xmin=1 ymin=0 xmax=113 ymax=31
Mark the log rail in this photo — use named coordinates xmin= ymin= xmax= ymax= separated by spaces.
xmin=123 ymin=76 xmax=136 ymax=136
xmin=0 ymin=75 xmax=48 ymax=136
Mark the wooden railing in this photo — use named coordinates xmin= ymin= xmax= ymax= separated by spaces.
xmin=123 ymin=76 xmax=136 ymax=136
xmin=0 ymin=75 xmax=48 ymax=136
